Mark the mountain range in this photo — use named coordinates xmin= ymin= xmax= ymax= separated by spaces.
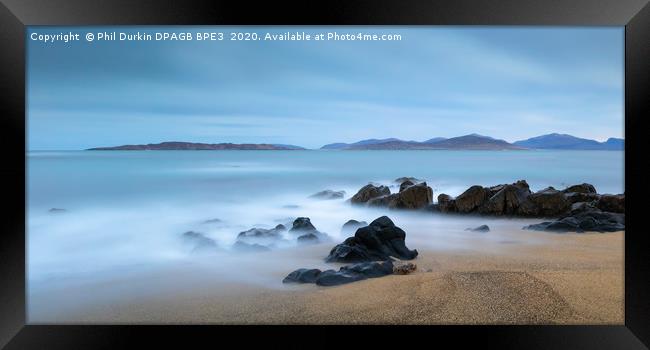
xmin=87 ymin=134 xmax=624 ymax=151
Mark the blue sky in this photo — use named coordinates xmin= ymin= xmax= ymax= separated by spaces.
xmin=27 ymin=26 xmax=623 ymax=150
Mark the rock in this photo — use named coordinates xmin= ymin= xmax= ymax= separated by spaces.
xmin=182 ymin=231 xmax=218 ymax=251
xmin=394 ymin=177 xmax=422 ymax=184
xmin=297 ymin=232 xmax=319 ymax=244
xmin=466 ymin=224 xmax=490 ymax=232
xmin=399 ymin=180 xmax=415 ymax=192
xmin=48 ymin=208 xmax=66 ymax=213
xmin=282 ymin=268 xmax=322 ymax=283
xmin=389 ymin=182 xmax=433 ymax=209
xmin=565 ymin=192 xmax=600 ymax=204
xmin=518 ymin=188 xmax=569 ymax=217
xmin=563 ymin=183 xmax=597 ymax=194
xmin=480 ymin=181 xmax=531 ymax=215
xmin=455 ymin=185 xmax=490 ymax=213
xmin=232 ymin=241 xmax=272 ymax=252
xmin=309 ymin=190 xmax=346 ymax=200
xmin=236 ymin=224 xmax=286 ymax=245
xmin=289 ymin=217 xmax=317 ymax=232
xmin=326 ymin=216 xmax=418 ymax=263
xmin=524 ymin=209 xmax=624 ymax=233
xmin=393 ymin=262 xmax=417 ymax=275
xmin=367 ymin=193 xmax=400 ymax=207
xmin=350 ymin=184 xmax=391 ymax=204
xmin=283 ymin=260 xmax=394 ymax=286
xmin=437 ymin=193 xmax=457 ymax=213
xmin=341 ymin=220 xmax=368 ymax=235
xmin=596 ymin=194 xmax=624 ymax=213
xmin=570 ymin=201 xmax=598 ymax=215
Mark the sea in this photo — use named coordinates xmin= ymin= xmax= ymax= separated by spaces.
xmin=26 ymin=149 xmax=624 ymax=320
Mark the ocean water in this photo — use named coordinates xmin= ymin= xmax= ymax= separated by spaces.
xmin=26 ymin=150 xmax=624 ymax=317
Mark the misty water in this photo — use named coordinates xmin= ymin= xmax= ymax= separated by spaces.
xmin=27 ymin=150 xmax=624 ymax=319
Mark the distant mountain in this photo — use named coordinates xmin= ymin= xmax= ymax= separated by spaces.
xmin=321 ymin=138 xmax=402 ymax=150
xmin=329 ymin=134 xmax=523 ymax=150
xmin=87 ymin=141 xmax=306 ymax=151
xmin=513 ymin=134 xmax=624 ymax=150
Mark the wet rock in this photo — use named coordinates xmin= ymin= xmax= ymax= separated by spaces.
xmin=350 ymin=184 xmax=391 ymax=204
xmin=518 ymin=188 xmax=569 ymax=217
xmin=393 ymin=262 xmax=417 ymax=275
xmin=399 ymin=180 xmax=415 ymax=192
xmin=562 ymin=183 xmax=597 ymax=194
xmin=326 ymin=216 xmax=418 ymax=263
xmin=466 ymin=224 xmax=490 ymax=232
xmin=437 ymin=193 xmax=456 ymax=213
xmin=524 ymin=209 xmax=625 ymax=233
xmin=341 ymin=219 xmax=368 ymax=235
xmin=237 ymin=224 xmax=286 ymax=245
xmin=182 ymin=231 xmax=218 ymax=251
xmin=367 ymin=182 xmax=433 ymax=210
xmin=480 ymin=181 xmax=531 ymax=215
xmin=455 ymin=185 xmax=490 ymax=213
xmin=310 ymin=190 xmax=346 ymax=200
xmin=565 ymin=192 xmax=600 ymax=204
xmin=282 ymin=268 xmax=322 ymax=283
xmin=297 ymin=232 xmax=319 ymax=244
xmin=289 ymin=217 xmax=317 ymax=233
xmin=596 ymin=194 xmax=624 ymax=213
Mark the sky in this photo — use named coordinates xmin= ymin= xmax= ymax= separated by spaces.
xmin=27 ymin=26 xmax=624 ymax=150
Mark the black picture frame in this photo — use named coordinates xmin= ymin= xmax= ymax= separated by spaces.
xmin=1 ymin=0 xmax=649 ymax=348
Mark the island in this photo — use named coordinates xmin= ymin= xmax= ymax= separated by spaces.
xmin=87 ymin=141 xmax=306 ymax=151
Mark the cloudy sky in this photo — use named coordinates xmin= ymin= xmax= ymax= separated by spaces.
xmin=27 ymin=26 xmax=623 ymax=150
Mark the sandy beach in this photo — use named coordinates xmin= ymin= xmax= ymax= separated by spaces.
xmin=30 ymin=222 xmax=623 ymax=325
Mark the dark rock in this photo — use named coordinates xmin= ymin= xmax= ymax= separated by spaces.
xmin=466 ymin=224 xmax=490 ymax=232
xmin=562 ymin=183 xmax=597 ymax=194
xmin=341 ymin=220 xmax=368 ymax=235
xmin=289 ymin=217 xmax=317 ymax=233
xmin=297 ymin=232 xmax=319 ymax=244
xmin=317 ymin=260 xmax=394 ymax=286
xmin=399 ymin=180 xmax=415 ymax=192
xmin=326 ymin=216 xmax=418 ymax=263
xmin=521 ymin=188 xmax=570 ymax=217
xmin=237 ymin=225 xmax=286 ymax=245
xmin=350 ymin=184 xmax=391 ymax=204
xmin=282 ymin=268 xmax=322 ymax=283
xmin=367 ymin=193 xmax=400 ymax=207
xmin=310 ymin=190 xmax=346 ymax=200
xmin=232 ymin=241 xmax=272 ymax=252
xmin=596 ymin=194 xmax=625 ymax=213
xmin=570 ymin=201 xmax=599 ymax=215
xmin=565 ymin=192 xmax=600 ymax=204
xmin=524 ymin=209 xmax=624 ymax=233
xmin=315 ymin=269 xmax=367 ymax=286
xmin=455 ymin=185 xmax=490 ymax=213
xmin=425 ymin=203 xmax=440 ymax=212
xmin=182 ymin=231 xmax=218 ymax=251
xmin=394 ymin=177 xmax=422 ymax=184
xmin=437 ymin=193 xmax=457 ymax=213
xmin=480 ymin=181 xmax=531 ymax=215
xmin=389 ymin=182 xmax=433 ymax=209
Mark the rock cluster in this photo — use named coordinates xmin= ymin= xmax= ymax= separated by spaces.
xmin=350 ymin=182 xmax=433 ymax=210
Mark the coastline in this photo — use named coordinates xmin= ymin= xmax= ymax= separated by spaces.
xmin=29 ymin=224 xmax=623 ymax=325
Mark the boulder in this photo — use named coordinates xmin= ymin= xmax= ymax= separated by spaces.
xmin=455 ymin=185 xmax=490 ymax=213
xmin=399 ymin=180 xmax=415 ymax=192
xmin=289 ymin=217 xmax=317 ymax=233
xmin=282 ymin=268 xmax=322 ymax=283
xmin=182 ymin=231 xmax=218 ymax=251
xmin=562 ymin=183 xmax=597 ymax=194
xmin=309 ymin=190 xmax=346 ymax=200
xmin=480 ymin=182 xmax=531 ymax=215
xmin=395 ymin=177 xmax=422 ymax=184
xmin=297 ymin=233 xmax=319 ymax=244
xmin=466 ymin=224 xmax=490 ymax=232
xmin=283 ymin=260 xmax=395 ymax=286
xmin=524 ymin=209 xmax=624 ymax=233
xmin=350 ymin=184 xmax=391 ymax=204
xmin=389 ymin=182 xmax=433 ymax=209
xmin=437 ymin=193 xmax=457 ymax=213
xmin=565 ymin=192 xmax=600 ymax=204
xmin=326 ymin=216 xmax=418 ymax=263
xmin=519 ymin=188 xmax=569 ymax=217
xmin=596 ymin=194 xmax=625 ymax=213
xmin=341 ymin=220 xmax=368 ymax=235
xmin=367 ymin=193 xmax=400 ymax=207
